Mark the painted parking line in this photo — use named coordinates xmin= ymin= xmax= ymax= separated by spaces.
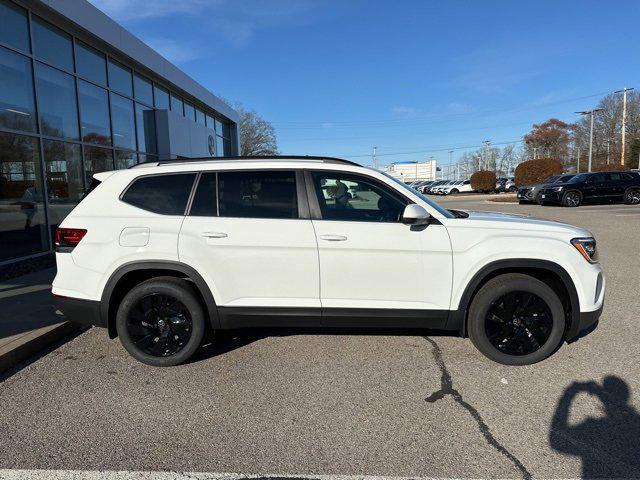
xmin=0 ymin=471 xmax=435 ymax=480
xmin=615 ymin=213 xmax=640 ymax=216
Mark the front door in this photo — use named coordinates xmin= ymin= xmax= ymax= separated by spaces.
xmin=179 ymin=170 xmax=320 ymax=321
xmin=307 ymin=170 xmax=452 ymax=326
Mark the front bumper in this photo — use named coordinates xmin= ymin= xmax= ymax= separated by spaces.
xmin=53 ymin=295 xmax=105 ymax=328
xmin=567 ymin=303 xmax=603 ymax=342
xmin=538 ymin=190 xmax=563 ymax=203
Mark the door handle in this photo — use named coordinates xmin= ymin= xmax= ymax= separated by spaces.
xmin=319 ymin=234 xmax=347 ymax=241
xmin=201 ymin=231 xmax=228 ymax=238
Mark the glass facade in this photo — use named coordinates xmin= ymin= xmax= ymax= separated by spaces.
xmin=0 ymin=0 xmax=237 ymax=263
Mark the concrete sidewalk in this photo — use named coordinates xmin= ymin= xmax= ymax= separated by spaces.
xmin=0 ymin=268 xmax=78 ymax=373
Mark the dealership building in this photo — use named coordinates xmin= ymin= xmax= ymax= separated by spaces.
xmin=0 ymin=0 xmax=240 ymax=264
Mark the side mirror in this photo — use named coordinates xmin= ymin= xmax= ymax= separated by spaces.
xmin=401 ymin=204 xmax=431 ymax=226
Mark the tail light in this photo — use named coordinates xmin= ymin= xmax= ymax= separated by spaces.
xmin=55 ymin=228 xmax=87 ymax=252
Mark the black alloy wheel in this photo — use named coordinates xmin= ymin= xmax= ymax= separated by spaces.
xmin=485 ymin=291 xmax=553 ymax=356
xmin=127 ymin=293 xmax=193 ymax=357
xmin=467 ymin=273 xmax=565 ymax=365
xmin=116 ymin=277 xmax=206 ymax=367
xmin=624 ymin=188 xmax=640 ymax=205
xmin=562 ymin=191 xmax=582 ymax=207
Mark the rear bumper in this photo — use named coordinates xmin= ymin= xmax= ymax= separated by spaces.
xmin=53 ymin=295 xmax=105 ymax=328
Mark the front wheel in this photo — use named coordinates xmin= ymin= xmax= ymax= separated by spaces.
xmin=450 ymin=189 xmax=459 ymax=195
xmin=467 ymin=273 xmax=566 ymax=365
xmin=562 ymin=190 xmax=582 ymax=207
xmin=624 ymin=188 xmax=640 ymax=205
xmin=116 ymin=277 xmax=206 ymax=367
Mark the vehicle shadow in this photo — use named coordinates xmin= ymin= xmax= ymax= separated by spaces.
xmin=189 ymin=327 xmax=452 ymax=364
xmin=549 ymin=375 xmax=640 ymax=478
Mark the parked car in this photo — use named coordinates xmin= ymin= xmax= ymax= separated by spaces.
xmin=441 ymin=179 xmax=474 ymax=195
xmin=538 ymin=171 xmax=640 ymax=207
xmin=53 ymin=156 xmax=603 ymax=367
xmin=496 ymin=177 xmax=516 ymax=192
xmin=428 ymin=180 xmax=451 ymax=194
xmin=518 ymin=174 xmax=575 ymax=204
xmin=418 ymin=181 xmax=435 ymax=193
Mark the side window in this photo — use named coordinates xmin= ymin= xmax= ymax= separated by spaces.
xmin=122 ymin=173 xmax=196 ymax=215
xmin=218 ymin=170 xmax=298 ymax=219
xmin=608 ymin=173 xmax=622 ymax=182
xmin=190 ymin=172 xmax=217 ymax=216
xmin=311 ymin=172 xmax=408 ymax=222
xmin=464 ymin=180 xmax=470 ymax=185
xmin=589 ymin=173 xmax=605 ymax=184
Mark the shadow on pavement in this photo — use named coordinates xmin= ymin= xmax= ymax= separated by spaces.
xmin=550 ymin=375 xmax=640 ymax=478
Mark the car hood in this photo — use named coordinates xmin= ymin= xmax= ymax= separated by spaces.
xmin=457 ymin=210 xmax=592 ymax=236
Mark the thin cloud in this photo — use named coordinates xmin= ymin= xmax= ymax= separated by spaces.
xmin=88 ymin=0 xmax=213 ymax=21
xmin=139 ymin=37 xmax=204 ymax=63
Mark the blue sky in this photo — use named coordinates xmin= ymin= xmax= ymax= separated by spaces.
xmin=90 ymin=0 xmax=640 ymax=167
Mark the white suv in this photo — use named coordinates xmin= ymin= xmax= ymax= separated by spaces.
xmin=53 ymin=156 xmax=604 ymax=367
xmin=441 ymin=180 xmax=474 ymax=195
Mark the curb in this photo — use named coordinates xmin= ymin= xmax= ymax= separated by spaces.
xmin=0 ymin=321 xmax=79 ymax=374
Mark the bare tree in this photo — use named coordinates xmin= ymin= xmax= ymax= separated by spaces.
xmin=236 ymin=104 xmax=279 ymax=157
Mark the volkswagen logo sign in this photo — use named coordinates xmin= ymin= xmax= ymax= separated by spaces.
xmin=208 ymin=135 xmax=215 ymax=156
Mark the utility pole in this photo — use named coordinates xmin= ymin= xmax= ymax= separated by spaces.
xmin=372 ymin=146 xmax=378 ymax=170
xmin=533 ymin=147 xmax=538 ymax=160
xmin=576 ymin=147 xmax=580 ymax=173
xmin=615 ymin=87 xmax=634 ymax=166
xmin=576 ymin=109 xmax=603 ymax=172
xmin=483 ymin=140 xmax=491 ymax=171
xmin=605 ymin=140 xmax=610 ymax=164
xmin=448 ymin=150 xmax=454 ymax=179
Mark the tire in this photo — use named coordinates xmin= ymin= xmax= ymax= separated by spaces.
xmin=450 ymin=189 xmax=459 ymax=195
xmin=535 ymin=193 xmax=544 ymax=205
xmin=116 ymin=277 xmax=206 ymax=367
xmin=561 ymin=190 xmax=582 ymax=207
xmin=508 ymin=186 xmax=517 ymax=192
xmin=624 ymin=187 xmax=640 ymax=205
xmin=467 ymin=273 xmax=566 ymax=365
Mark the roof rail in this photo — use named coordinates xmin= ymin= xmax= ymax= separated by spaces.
xmin=131 ymin=155 xmax=361 ymax=168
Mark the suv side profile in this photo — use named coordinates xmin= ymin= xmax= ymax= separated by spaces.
xmin=53 ymin=157 xmax=604 ymax=367
xmin=539 ymin=171 xmax=640 ymax=207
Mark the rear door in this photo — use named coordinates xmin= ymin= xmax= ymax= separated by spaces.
xmin=306 ymin=170 xmax=452 ymax=326
xmin=179 ymin=170 xmax=320 ymax=317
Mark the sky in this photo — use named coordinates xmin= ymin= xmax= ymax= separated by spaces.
xmin=89 ymin=0 xmax=640 ymax=168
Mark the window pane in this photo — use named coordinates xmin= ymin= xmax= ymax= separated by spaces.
xmin=108 ymin=59 xmax=132 ymax=97
xmin=78 ymin=80 xmax=111 ymax=145
xmin=83 ymin=146 xmax=113 ymax=184
xmin=195 ymin=108 xmax=205 ymax=125
xmin=216 ymin=135 xmax=224 ymax=157
xmin=122 ymin=174 xmax=196 ymax=215
xmin=0 ymin=132 xmax=48 ymax=260
xmin=42 ymin=140 xmax=83 ymax=228
xmin=154 ymin=85 xmax=169 ymax=109
xmin=221 ymin=121 xmax=231 ymax=139
xmin=311 ymin=172 xmax=407 ymax=222
xmin=184 ymin=102 xmax=195 ymax=121
xmin=205 ymin=114 xmax=214 ymax=127
xmin=135 ymin=102 xmax=157 ymax=154
xmin=138 ymin=153 xmax=157 ymax=164
xmin=170 ymin=93 xmax=183 ymax=115
xmin=0 ymin=47 xmax=37 ymax=132
xmin=110 ymin=93 xmax=135 ymax=150
xmin=190 ymin=172 xmax=217 ymax=216
xmin=215 ymin=118 xmax=223 ymax=134
xmin=32 ymin=17 xmax=73 ymax=72
xmin=218 ymin=171 xmax=298 ymax=219
xmin=75 ymin=42 xmax=106 ymax=85
xmin=133 ymin=74 xmax=153 ymax=105
xmin=115 ymin=150 xmax=137 ymax=169
xmin=0 ymin=0 xmax=30 ymax=53
xmin=35 ymin=62 xmax=79 ymax=140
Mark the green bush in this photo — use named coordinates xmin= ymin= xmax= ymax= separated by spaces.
xmin=514 ymin=158 xmax=562 ymax=186
xmin=470 ymin=170 xmax=497 ymax=192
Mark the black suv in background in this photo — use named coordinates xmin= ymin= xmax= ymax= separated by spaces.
xmin=518 ymin=174 xmax=575 ymax=204
xmin=538 ymin=171 xmax=640 ymax=207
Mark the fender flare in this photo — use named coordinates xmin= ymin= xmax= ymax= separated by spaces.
xmin=446 ymin=259 xmax=580 ymax=338
xmin=101 ymin=260 xmax=220 ymax=337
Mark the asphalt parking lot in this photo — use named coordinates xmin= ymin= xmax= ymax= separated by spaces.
xmin=1 ymin=195 xmax=639 ymax=479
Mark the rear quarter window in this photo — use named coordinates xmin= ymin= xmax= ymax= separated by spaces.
xmin=121 ymin=173 xmax=196 ymax=215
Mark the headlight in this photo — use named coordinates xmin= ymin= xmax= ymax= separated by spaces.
xmin=571 ymin=237 xmax=598 ymax=263
xmin=552 ymin=186 xmax=564 ymax=192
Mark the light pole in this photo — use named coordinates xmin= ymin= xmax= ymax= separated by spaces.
xmin=576 ymin=109 xmax=603 ymax=172
xmin=615 ymin=87 xmax=634 ymax=166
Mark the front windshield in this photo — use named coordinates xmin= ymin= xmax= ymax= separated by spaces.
xmin=378 ymin=170 xmax=454 ymax=218
xmin=568 ymin=173 xmax=589 ymax=183
xmin=545 ymin=175 xmax=559 ymax=183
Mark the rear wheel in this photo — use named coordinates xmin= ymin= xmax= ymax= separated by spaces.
xmin=562 ymin=190 xmax=582 ymax=207
xmin=116 ymin=277 xmax=206 ymax=367
xmin=624 ymin=187 xmax=640 ymax=205
xmin=468 ymin=273 xmax=565 ymax=365
xmin=450 ymin=189 xmax=459 ymax=195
